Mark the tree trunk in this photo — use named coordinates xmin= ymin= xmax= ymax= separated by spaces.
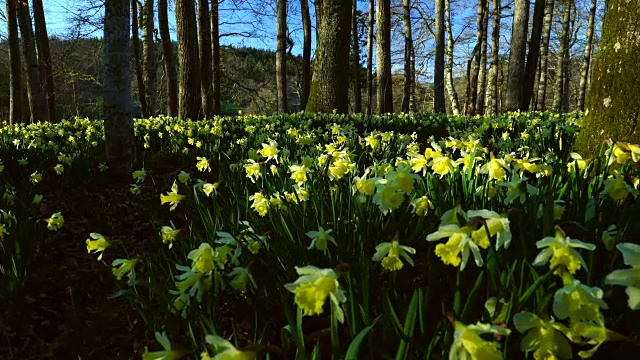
xmin=198 ymin=0 xmax=214 ymax=118
xmin=211 ymin=0 xmax=221 ymax=114
xmin=33 ymin=0 xmax=56 ymax=121
xmin=176 ymin=0 xmax=202 ymax=120
xmin=521 ymin=0 xmax=546 ymax=111
xmin=276 ymin=0 xmax=288 ymax=113
xmin=401 ymin=0 xmax=413 ymax=113
xmin=376 ymin=0 xmax=392 ymax=113
xmin=505 ymin=0 xmax=529 ymax=111
xmin=553 ymin=1 xmax=571 ymax=112
xmin=305 ymin=0 xmax=352 ymax=113
xmin=103 ymin=0 xmax=136 ymax=175
xmin=444 ymin=0 xmax=461 ymax=115
xmin=300 ymin=0 xmax=312 ymax=110
xmin=132 ymin=1 xmax=148 ymax=117
xmin=366 ymin=0 xmax=374 ymax=116
xmin=486 ymin=0 xmax=501 ymax=115
xmin=476 ymin=0 xmax=489 ymax=115
xmin=353 ymin=0 xmax=362 ymax=113
xmin=17 ymin=0 xmax=48 ymax=122
xmin=142 ymin=0 xmax=156 ymax=115
xmin=467 ymin=0 xmax=487 ymax=116
xmin=6 ymin=0 xmax=22 ymax=124
xmin=434 ymin=0 xmax=446 ymax=113
xmin=577 ymin=0 xmax=597 ymax=111
xmin=536 ymin=0 xmax=554 ymax=110
xmin=314 ymin=0 xmax=323 ymax=42
xmin=159 ymin=0 xmax=178 ymax=116
xmin=575 ymin=0 xmax=640 ymax=153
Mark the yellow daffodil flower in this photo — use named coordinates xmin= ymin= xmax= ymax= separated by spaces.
xmin=46 ymin=212 xmax=64 ymax=231
xmin=205 ymin=335 xmax=256 ymax=360
xmin=289 ymin=164 xmax=309 ymax=185
xmin=480 ymin=157 xmax=507 ymax=181
xmin=533 ymin=229 xmax=595 ymax=275
xmin=513 ymin=311 xmax=572 ymax=360
xmin=86 ymin=232 xmax=110 ymax=260
xmin=160 ymin=181 xmax=186 ymax=211
xmin=306 ymin=226 xmax=337 ymax=252
xmin=161 ymin=225 xmax=181 ymax=248
xmin=427 ymin=224 xmax=481 ymax=270
xmin=284 ymin=266 xmax=346 ymax=320
xmin=112 ymin=258 xmax=139 ymax=282
xmin=249 ymin=192 xmax=269 ymax=216
xmin=188 ymin=243 xmax=216 ymax=274
xmin=466 ymin=209 xmax=511 ymax=250
xmin=372 ymin=239 xmax=416 ymax=272
xmin=410 ymin=195 xmax=434 ymax=217
xmin=132 ymin=168 xmax=146 ymax=183
xmin=553 ymin=280 xmax=608 ymax=323
xmin=372 ymin=182 xmax=405 ymax=214
xmin=449 ymin=320 xmax=510 ymax=360
xmin=259 ymin=140 xmax=279 ymax=163
xmin=196 ymin=157 xmax=211 ymax=172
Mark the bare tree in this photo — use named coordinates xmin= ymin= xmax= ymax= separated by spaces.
xmin=553 ymin=0 xmax=572 ymax=112
xmin=467 ymin=0 xmax=488 ymax=116
xmin=376 ymin=0 xmax=392 ymax=113
xmin=33 ymin=0 xmax=56 ymax=121
xmin=199 ymin=0 xmax=214 ymax=118
xmin=476 ymin=0 xmax=489 ymax=115
xmin=578 ymin=0 xmax=597 ymax=111
xmin=444 ymin=0 xmax=461 ymax=115
xmin=485 ymin=0 xmax=501 ymax=115
xmin=434 ymin=0 xmax=446 ymax=113
xmin=159 ymin=0 xmax=178 ymax=116
xmin=300 ymin=0 xmax=312 ymax=110
xmin=521 ymin=0 xmax=546 ymax=110
xmin=6 ymin=0 xmax=22 ymax=124
xmin=353 ymin=0 xmax=362 ymax=113
xmin=536 ymin=0 xmax=554 ymax=110
xmin=176 ymin=0 xmax=202 ymax=119
xmin=276 ymin=0 xmax=288 ymax=113
xmin=505 ymin=0 xmax=529 ymax=111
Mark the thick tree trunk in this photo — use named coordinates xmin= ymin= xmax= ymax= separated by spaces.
xmin=577 ymin=0 xmax=597 ymax=111
xmin=211 ymin=0 xmax=221 ymax=114
xmin=536 ymin=0 xmax=554 ymax=110
xmin=366 ymin=0 xmax=374 ymax=116
xmin=103 ymin=0 xmax=136 ymax=175
xmin=33 ymin=0 xmax=56 ymax=121
xmin=176 ymin=0 xmax=202 ymax=120
xmin=314 ymin=0 xmax=323 ymax=42
xmin=476 ymin=1 xmax=489 ymax=115
xmin=198 ymin=0 xmax=214 ymax=118
xmin=17 ymin=0 xmax=48 ymax=122
xmin=485 ymin=0 xmax=501 ymax=115
xmin=142 ymin=0 xmax=156 ymax=115
xmin=276 ymin=0 xmax=288 ymax=113
xmin=353 ymin=0 xmax=362 ymax=113
xmin=305 ymin=0 xmax=352 ymax=113
xmin=300 ymin=0 xmax=312 ymax=110
xmin=444 ymin=0 xmax=461 ymax=115
xmin=159 ymin=0 xmax=178 ymax=116
xmin=376 ymin=0 xmax=392 ymax=113
xmin=505 ymin=0 xmax=529 ymax=111
xmin=7 ymin=0 xmax=22 ymax=124
xmin=401 ymin=0 xmax=413 ymax=113
xmin=467 ymin=0 xmax=487 ymax=116
xmin=553 ymin=1 xmax=572 ymax=112
xmin=132 ymin=1 xmax=148 ymax=117
xmin=434 ymin=0 xmax=446 ymax=113
xmin=521 ymin=0 xmax=546 ymax=111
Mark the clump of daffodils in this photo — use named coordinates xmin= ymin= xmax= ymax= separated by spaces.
xmin=285 ymin=266 xmax=346 ymax=321
xmin=533 ymin=228 xmax=595 ymax=276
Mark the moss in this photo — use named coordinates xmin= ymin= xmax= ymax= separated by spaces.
xmin=574 ymin=0 xmax=640 ymax=156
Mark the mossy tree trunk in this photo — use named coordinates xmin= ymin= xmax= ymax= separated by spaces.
xmin=575 ymin=0 xmax=640 ymax=154
xmin=305 ymin=0 xmax=352 ymax=113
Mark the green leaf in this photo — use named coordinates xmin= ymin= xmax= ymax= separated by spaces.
xmin=345 ymin=316 xmax=381 ymax=360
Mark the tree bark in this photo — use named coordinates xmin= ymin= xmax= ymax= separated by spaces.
xmin=176 ymin=0 xmax=202 ymax=120
xmin=536 ymin=0 xmax=554 ymax=110
xmin=476 ymin=0 xmax=489 ymax=115
xmin=434 ymin=0 xmax=446 ymax=113
xmin=505 ymin=0 xmax=529 ymax=111
xmin=159 ymin=0 xmax=178 ymax=116
xmin=33 ymin=0 xmax=56 ymax=121
xmin=401 ymin=0 xmax=413 ymax=113
xmin=353 ymin=0 xmax=362 ymax=113
xmin=444 ymin=0 xmax=461 ymax=115
xmin=305 ymin=0 xmax=352 ymax=113
xmin=366 ymin=0 xmax=374 ymax=116
xmin=485 ymin=0 xmax=501 ymax=115
xmin=103 ymin=0 xmax=136 ymax=175
xmin=276 ymin=0 xmax=288 ymax=113
xmin=198 ymin=0 xmax=214 ymax=118
xmin=132 ymin=1 xmax=148 ymax=117
xmin=577 ymin=0 xmax=597 ymax=111
xmin=300 ymin=0 xmax=312 ymax=110
xmin=17 ymin=0 xmax=48 ymax=122
xmin=521 ymin=0 xmax=546 ymax=111
xmin=142 ymin=0 xmax=156 ymax=115
xmin=211 ymin=0 xmax=221 ymax=114
xmin=6 ymin=0 xmax=22 ymax=124
xmin=314 ymin=0 xmax=323 ymax=42
xmin=376 ymin=0 xmax=392 ymax=113
xmin=553 ymin=1 xmax=572 ymax=112
xmin=467 ymin=0 xmax=487 ymax=116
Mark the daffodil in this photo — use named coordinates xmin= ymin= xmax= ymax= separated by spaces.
xmin=249 ymin=192 xmax=269 ymax=216
xmin=386 ymin=164 xmax=420 ymax=193
xmin=372 ymin=239 xmax=416 ymax=271
xmin=175 ymin=265 xmax=211 ymax=301
xmin=197 ymin=156 xmax=211 ymax=172
xmin=289 ymin=164 xmax=309 ymax=185
xmin=160 ymin=181 xmax=186 ymax=211
xmin=259 ymin=140 xmax=279 ymax=162
xmin=30 ymin=171 xmax=42 ymax=184
xmin=284 ymin=266 xmax=346 ymax=321
xmin=567 ymin=152 xmax=588 ymax=172
xmin=553 ymin=280 xmax=608 ymax=323
xmin=228 ymin=266 xmax=256 ymax=292
xmin=112 ymin=258 xmax=139 ymax=282
xmin=466 ymin=209 xmax=511 ymax=250
xmin=306 ymin=226 xmax=337 ymax=252
xmin=161 ymin=225 xmax=181 ymax=248
xmin=132 ymin=168 xmax=146 ymax=183
xmin=53 ymin=163 xmax=64 ymax=175
xmin=243 ymin=160 xmax=262 ymax=183
xmin=205 ymin=335 xmax=256 ymax=360
xmin=605 ymin=243 xmax=640 ymax=310
xmin=427 ymin=224 xmax=481 ymax=270
xmin=202 ymin=182 xmax=220 ymax=197
xmin=431 ymin=155 xmax=459 ymax=177
xmin=142 ymin=332 xmax=184 ymax=360
xmin=513 ymin=311 xmax=572 ymax=360
xmin=46 ymin=212 xmax=64 ymax=231
xmin=533 ymin=229 xmax=595 ymax=275
xmin=188 ymin=243 xmax=216 ymax=274
xmin=178 ymin=170 xmax=191 ymax=184
xmin=449 ymin=320 xmax=511 ymax=360
xmin=410 ymin=195 xmax=434 ymax=216
xmin=86 ymin=232 xmax=110 ymax=260
xmin=501 ymin=173 xmax=539 ymax=205
xmin=372 ymin=182 xmax=405 ymax=214
xmin=328 ymin=158 xmax=355 ymax=180
xmin=602 ymin=173 xmax=634 ymax=202
xmin=352 ymin=169 xmax=378 ymax=196
xmin=480 ymin=157 xmax=507 ymax=181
